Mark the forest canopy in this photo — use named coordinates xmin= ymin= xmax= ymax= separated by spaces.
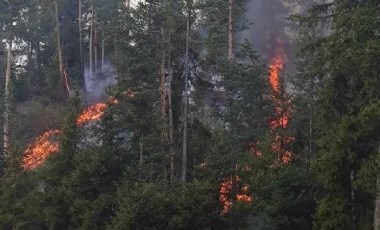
xmin=0 ymin=0 xmax=379 ymax=229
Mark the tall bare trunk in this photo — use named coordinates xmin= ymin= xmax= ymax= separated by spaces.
xmin=374 ymin=144 xmax=380 ymax=230
xmin=101 ymin=28 xmax=105 ymax=72
xmin=3 ymin=40 xmax=12 ymax=156
xmin=79 ymin=0 xmax=83 ymax=74
xmin=181 ymin=4 xmax=190 ymax=184
xmin=27 ymin=38 xmax=32 ymax=73
xmin=126 ymin=0 xmax=130 ymax=9
xmin=168 ymin=32 xmax=175 ymax=182
xmin=94 ymin=10 xmax=98 ymax=74
xmin=89 ymin=3 xmax=94 ymax=78
xmin=228 ymin=0 xmax=233 ymax=61
xmin=55 ymin=0 xmax=70 ymax=95
xmin=36 ymin=42 xmax=42 ymax=88
xmin=160 ymin=25 xmax=167 ymax=143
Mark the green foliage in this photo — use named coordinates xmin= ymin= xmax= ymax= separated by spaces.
xmin=110 ymin=181 xmax=222 ymax=230
xmin=1 ymin=0 xmax=379 ymax=229
xmin=294 ymin=1 xmax=380 ymax=229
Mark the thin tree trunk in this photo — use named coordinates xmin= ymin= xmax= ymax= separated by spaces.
xmin=101 ymin=27 xmax=105 ymax=72
xmin=94 ymin=10 xmax=98 ymax=74
xmin=36 ymin=42 xmax=42 ymax=90
xmin=3 ymin=40 xmax=12 ymax=156
xmin=228 ymin=0 xmax=233 ymax=61
xmin=79 ymin=0 xmax=83 ymax=76
xmin=27 ymin=38 xmax=32 ymax=73
xmin=139 ymin=133 xmax=144 ymax=180
xmin=160 ymin=25 xmax=167 ymax=144
xmin=126 ymin=0 xmax=130 ymax=9
xmin=181 ymin=3 xmax=190 ymax=184
xmin=168 ymin=31 xmax=175 ymax=182
xmin=55 ymin=0 xmax=70 ymax=95
xmin=374 ymin=144 xmax=380 ymax=230
xmin=89 ymin=3 xmax=94 ymax=78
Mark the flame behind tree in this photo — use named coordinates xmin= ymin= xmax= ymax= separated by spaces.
xmin=22 ymin=102 xmax=112 ymax=170
xmin=268 ymin=41 xmax=294 ymax=164
xmin=219 ymin=176 xmax=253 ymax=214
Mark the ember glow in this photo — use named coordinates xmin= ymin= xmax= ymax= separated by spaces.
xmin=22 ymin=129 xmax=61 ymax=170
xmin=219 ymin=176 xmax=253 ymax=214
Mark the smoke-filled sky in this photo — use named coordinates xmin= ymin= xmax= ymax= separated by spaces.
xmin=240 ymin=0 xmax=311 ymax=70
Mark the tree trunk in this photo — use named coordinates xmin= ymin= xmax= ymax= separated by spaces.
xmin=374 ymin=144 xmax=380 ymax=230
xmin=160 ymin=25 xmax=167 ymax=144
xmin=94 ymin=10 xmax=98 ymax=74
xmin=36 ymin=42 xmax=43 ymax=90
xmin=126 ymin=0 xmax=131 ymax=9
xmin=55 ymin=0 xmax=70 ymax=95
xmin=168 ymin=32 xmax=175 ymax=182
xmin=3 ymin=40 xmax=12 ymax=156
xmin=89 ymin=3 xmax=94 ymax=78
xmin=101 ymin=28 xmax=105 ymax=72
xmin=181 ymin=4 xmax=190 ymax=184
xmin=228 ymin=0 xmax=233 ymax=61
xmin=79 ymin=0 xmax=83 ymax=76
xmin=27 ymin=38 xmax=32 ymax=74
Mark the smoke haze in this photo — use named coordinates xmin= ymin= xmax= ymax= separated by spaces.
xmin=240 ymin=0 xmax=312 ymax=73
xmin=84 ymin=62 xmax=117 ymax=104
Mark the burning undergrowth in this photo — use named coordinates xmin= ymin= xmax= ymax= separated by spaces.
xmin=22 ymin=100 xmax=116 ymax=170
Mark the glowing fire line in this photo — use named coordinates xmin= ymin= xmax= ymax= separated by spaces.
xmin=22 ymin=129 xmax=61 ymax=170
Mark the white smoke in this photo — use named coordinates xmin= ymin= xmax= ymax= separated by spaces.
xmin=84 ymin=61 xmax=117 ymax=104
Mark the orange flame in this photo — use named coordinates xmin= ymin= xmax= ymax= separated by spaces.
xmin=22 ymin=129 xmax=61 ymax=170
xmin=76 ymin=102 xmax=108 ymax=126
xmin=219 ymin=176 xmax=253 ymax=214
xmin=268 ymin=45 xmax=294 ymax=164
xmin=23 ymin=102 xmax=112 ymax=170
xmin=269 ymin=55 xmax=284 ymax=94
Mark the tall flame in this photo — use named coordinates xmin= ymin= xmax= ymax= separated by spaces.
xmin=268 ymin=43 xmax=294 ymax=164
xmin=269 ymin=55 xmax=284 ymax=94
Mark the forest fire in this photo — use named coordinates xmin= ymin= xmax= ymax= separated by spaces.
xmin=219 ymin=176 xmax=253 ymax=214
xmin=76 ymin=102 xmax=108 ymax=126
xmin=22 ymin=102 xmax=111 ymax=170
xmin=269 ymin=55 xmax=284 ymax=94
xmin=268 ymin=44 xmax=294 ymax=164
xmin=22 ymin=129 xmax=61 ymax=170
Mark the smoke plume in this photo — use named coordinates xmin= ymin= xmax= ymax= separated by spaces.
xmin=84 ymin=61 xmax=117 ymax=104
